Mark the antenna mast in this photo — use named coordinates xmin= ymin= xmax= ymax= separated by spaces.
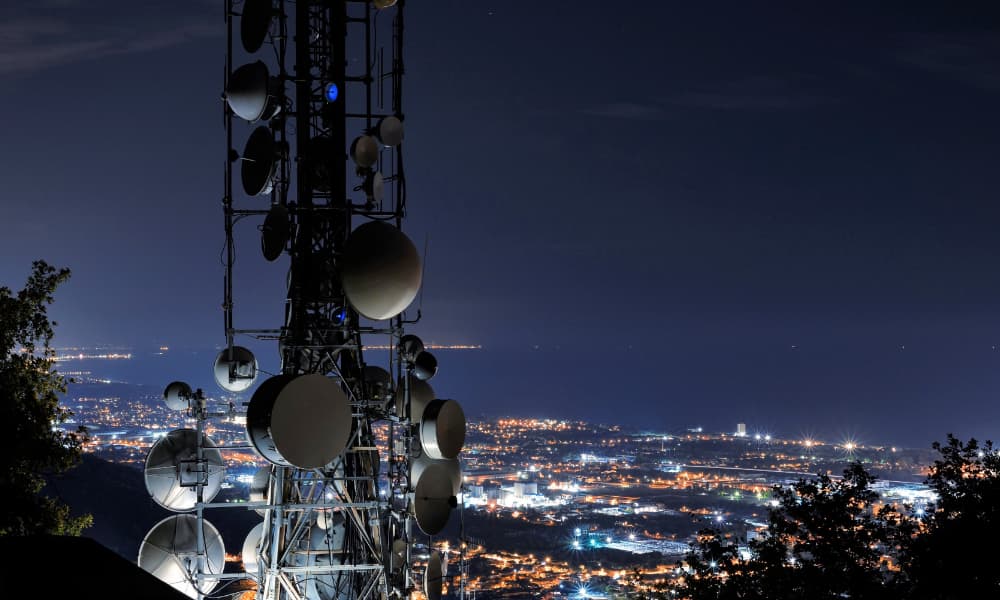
xmin=138 ymin=2 xmax=467 ymax=599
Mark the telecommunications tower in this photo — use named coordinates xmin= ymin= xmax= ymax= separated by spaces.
xmin=137 ymin=1 xmax=468 ymax=599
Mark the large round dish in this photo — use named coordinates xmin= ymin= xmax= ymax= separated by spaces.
xmin=163 ymin=381 xmax=192 ymax=411
xmin=242 ymin=126 xmax=277 ymax=196
xmin=340 ymin=221 xmax=422 ymax=320
xmin=413 ymin=464 xmax=457 ymax=536
xmin=226 ymin=61 xmax=273 ymax=122
xmin=410 ymin=455 xmax=462 ymax=495
xmin=425 ymin=551 xmax=443 ymax=600
xmin=420 ymin=399 xmax=466 ymax=460
xmin=246 ymin=374 xmax=352 ymax=469
xmin=261 ymin=204 xmax=289 ymax=261
xmin=240 ymin=0 xmax=272 ymax=53
xmin=242 ymin=521 xmax=265 ymax=578
xmin=395 ymin=376 xmax=434 ymax=421
xmin=144 ymin=428 xmax=225 ymax=512
xmin=138 ymin=514 xmax=225 ymax=599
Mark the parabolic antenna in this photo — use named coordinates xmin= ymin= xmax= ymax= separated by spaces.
xmin=363 ymin=365 xmax=392 ymax=405
xmin=249 ymin=466 xmax=270 ymax=516
xmin=390 ymin=539 xmax=407 ymax=572
xmin=340 ymin=221 xmax=422 ymax=320
xmin=395 ymin=376 xmax=434 ymax=421
xmin=242 ymin=521 xmax=265 ymax=577
xmin=413 ymin=463 xmax=458 ymax=536
xmin=213 ymin=345 xmax=258 ymax=392
xmin=413 ymin=350 xmax=438 ymax=381
xmin=144 ymin=428 xmax=225 ymax=511
xmin=350 ymin=135 xmax=379 ymax=168
xmin=240 ymin=0 xmax=272 ymax=53
xmin=376 ymin=116 xmax=404 ymax=147
xmin=373 ymin=0 xmax=398 ymax=9
xmin=225 ymin=61 xmax=279 ymax=122
xmin=289 ymin=521 xmax=347 ymax=600
xmin=363 ymin=170 xmax=384 ymax=204
xmin=246 ymin=374 xmax=352 ymax=468
xmin=400 ymin=334 xmax=424 ymax=362
xmin=138 ymin=514 xmax=225 ymax=599
xmin=261 ymin=203 xmax=289 ymax=261
xmin=241 ymin=126 xmax=278 ymax=196
xmin=425 ymin=550 xmax=443 ymax=600
xmin=420 ymin=399 xmax=466 ymax=460
xmin=163 ymin=381 xmax=193 ymax=411
xmin=410 ymin=455 xmax=462 ymax=494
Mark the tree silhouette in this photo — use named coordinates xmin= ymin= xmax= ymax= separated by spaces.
xmin=672 ymin=463 xmax=907 ymax=599
xmin=901 ymin=434 xmax=1000 ymax=599
xmin=0 ymin=261 xmax=91 ymax=536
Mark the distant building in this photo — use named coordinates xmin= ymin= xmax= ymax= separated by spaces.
xmin=736 ymin=423 xmax=747 ymax=437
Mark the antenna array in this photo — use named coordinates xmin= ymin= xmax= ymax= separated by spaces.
xmin=137 ymin=2 xmax=468 ymax=598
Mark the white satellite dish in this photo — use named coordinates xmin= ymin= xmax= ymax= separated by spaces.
xmin=241 ymin=126 xmax=278 ymax=196
xmin=395 ymin=376 xmax=434 ymax=421
xmin=242 ymin=521 xmax=265 ymax=578
xmin=350 ymin=135 xmax=379 ymax=168
xmin=163 ymin=381 xmax=192 ymax=411
xmin=420 ymin=399 xmax=466 ymax=460
xmin=340 ymin=221 xmax=422 ymax=320
xmin=376 ymin=116 xmax=404 ymax=147
xmin=424 ymin=550 xmax=443 ymax=600
xmin=144 ymin=428 xmax=225 ymax=512
xmin=246 ymin=374 xmax=353 ymax=468
xmin=138 ymin=514 xmax=225 ymax=599
xmin=363 ymin=170 xmax=385 ymax=204
xmin=225 ymin=61 xmax=280 ymax=122
xmin=213 ymin=345 xmax=258 ymax=392
xmin=413 ymin=464 xmax=457 ymax=536
xmin=289 ymin=522 xmax=347 ymax=600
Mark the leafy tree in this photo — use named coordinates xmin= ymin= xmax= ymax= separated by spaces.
xmin=900 ymin=435 xmax=1000 ymax=599
xmin=0 ymin=261 xmax=91 ymax=536
xmin=672 ymin=463 xmax=908 ymax=600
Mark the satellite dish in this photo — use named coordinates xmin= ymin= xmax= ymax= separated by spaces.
xmin=246 ymin=374 xmax=353 ymax=468
xmin=138 ymin=514 xmax=225 ymax=599
xmin=249 ymin=466 xmax=270 ymax=516
xmin=226 ymin=61 xmax=280 ymax=122
xmin=289 ymin=522 xmax=348 ymax=600
xmin=241 ymin=126 xmax=278 ymax=196
xmin=261 ymin=204 xmax=289 ymax=261
xmin=373 ymin=0 xmax=398 ymax=9
xmin=420 ymin=399 xmax=466 ymax=460
xmin=390 ymin=539 xmax=407 ymax=572
xmin=413 ymin=463 xmax=457 ymax=536
xmin=410 ymin=455 xmax=462 ymax=494
xmin=341 ymin=221 xmax=422 ymax=320
xmin=242 ymin=522 xmax=265 ymax=578
xmin=350 ymin=135 xmax=379 ymax=168
xmin=400 ymin=334 xmax=424 ymax=362
xmin=163 ymin=381 xmax=193 ymax=411
xmin=424 ymin=551 xmax=443 ymax=600
xmin=363 ymin=365 xmax=392 ymax=406
xmin=412 ymin=351 xmax=438 ymax=381
xmin=144 ymin=428 xmax=225 ymax=511
xmin=213 ymin=345 xmax=258 ymax=392
xmin=376 ymin=116 xmax=404 ymax=147
xmin=363 ymin=170 xmax=384 ymax=204
xmin=241 ymin=0 xmax=272 ymax=53
xmin=395 ymin=376 xmax=434 ymax=421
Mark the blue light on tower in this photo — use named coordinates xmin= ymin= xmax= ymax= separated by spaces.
xmin=324 ymin=82 xmax=339 ymax=102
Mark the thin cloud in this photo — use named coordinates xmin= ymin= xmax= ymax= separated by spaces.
xmin=667 ymin=76 xmax=838 ymax=111
xmin=895 ymin=32 xmax=1000 ymax=92
xmin=579 ymin=102 xmax=670 ymax=121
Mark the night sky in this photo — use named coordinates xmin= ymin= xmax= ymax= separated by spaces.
xmin=3 ymin=1 xmax=1000 ymax=446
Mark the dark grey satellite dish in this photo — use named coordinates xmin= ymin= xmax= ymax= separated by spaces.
xmin=340 ymin=221 xmax=422 ymax=320
xmin=412 ymin=351 xmax=438 ymax=381
xmin=163 ymin=381 xmax=193 ymax=411
xmin=413 ymin=463 xmax=457 ymax=535
xmin=138 ymin=514 xmax=225 ymax=599
xmin=420 ymin=399 xmax=466 ymax=460
xmin=350 ymin=135 xmax=379 ymax=168
xmin=241 ymin=126 xmax=277 ymax=196
xmin=144 ymin=428 xmax=225 ymax=512
xmin=395 ymin=376 xmax=434 ymax=421
xmin=246 ymin=374 xmax=352 ymax=468
xmin=225 ymin=61 xmax=279 ymax=122
xmin=376 ymin=116 xmax=404 ymax=147
xmin=261 ymin=204 xmax=289 ymax=261
xmin=363 ymin=170 xmax=384 ymax=204
xmin=241 ymin=0 xmax=272 ymax=53
xmin=424 ymin=550 xmax=443 ymax=600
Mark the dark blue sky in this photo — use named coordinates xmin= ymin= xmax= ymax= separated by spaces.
xmin=3 ymin=1 xmax=1000 ymax=446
